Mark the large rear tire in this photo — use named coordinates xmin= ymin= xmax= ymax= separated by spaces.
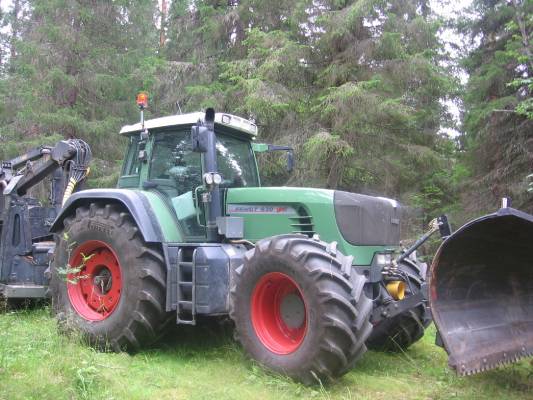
xmin=50 ymin=203 xmax=168 ymax=352
xmin=366 ymin=260 xmax=431 ymax=351
xmin=230 ymin=235 xmax=373 ymax=384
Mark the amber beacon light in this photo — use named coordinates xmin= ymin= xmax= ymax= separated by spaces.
xmin=136 ymin=92 xmax=148 ymax=109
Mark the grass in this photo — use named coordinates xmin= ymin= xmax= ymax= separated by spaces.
xmin=0 ymin=306 xmax=531 ymax=400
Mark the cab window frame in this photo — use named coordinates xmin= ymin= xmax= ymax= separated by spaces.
xmin=121 ymin=134 xmax=141 ymax=177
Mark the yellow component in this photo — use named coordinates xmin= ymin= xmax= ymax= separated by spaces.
xmin=62 ymin=177 xmax=77 ymax=206
xmin=386 ymin=280 xmax=406 ymax=300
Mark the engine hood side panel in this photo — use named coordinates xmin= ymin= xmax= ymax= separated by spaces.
xmin=225 ymin=187 xmax=395 ymax=265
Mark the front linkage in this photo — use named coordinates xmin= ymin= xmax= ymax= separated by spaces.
xmin=363 ymin=215 xmax=452 ymax=350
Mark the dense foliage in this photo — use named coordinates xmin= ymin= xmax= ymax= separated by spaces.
xmin=458 ymin=0 xmax=532 ymax=215
xmin=0 ymin=0 xmax=531 ymax=223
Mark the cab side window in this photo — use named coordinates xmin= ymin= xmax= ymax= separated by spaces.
xmin=216 ymin=135 xmax=259 ymax=188
xmin=122 ymin=136 xmax=141 ymax=176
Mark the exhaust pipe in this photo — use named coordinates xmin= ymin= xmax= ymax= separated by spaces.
xmin=191 ymin=108 xmax=222 ymax=242
xmin=429 ymin=206 xmax=533 ymax=375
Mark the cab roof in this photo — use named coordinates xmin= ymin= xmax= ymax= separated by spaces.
xmin=119 ymin=112 xmax=258 ymax=137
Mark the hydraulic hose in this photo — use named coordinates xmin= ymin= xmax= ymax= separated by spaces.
xmin=61 ymin=139 xmax=92 ymax=206
xmin=61 ymin=177 xmax=77 ymax=206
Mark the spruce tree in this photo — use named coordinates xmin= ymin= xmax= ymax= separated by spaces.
xmin=162 ymin=0 xmax=457 ymax=216
xmin=460 ymin=0 xmax=532 ymax=213
xmin=0 ymin=0 xmax=159 ymax=186
xmin=304 ymin=0 xmax=456 ymax=217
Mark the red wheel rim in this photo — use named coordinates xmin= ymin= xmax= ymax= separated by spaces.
xmin=251 ymin=272 xmax=307 ymax=354
xmin=67 ymin=240 xmax=122 ymax=321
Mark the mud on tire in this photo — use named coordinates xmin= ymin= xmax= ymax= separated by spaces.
xmin=230 ymin=234 xmax=373 ymax=384
xmin=50 ymin=203 xmax=168 ymax=352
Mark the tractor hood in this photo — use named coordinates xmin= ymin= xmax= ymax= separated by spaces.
xmin=225 ymin=187 xmax=401 ymax=265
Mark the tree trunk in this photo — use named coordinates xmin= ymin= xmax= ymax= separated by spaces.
xmin=160 ymin=0 xmax=168 ymax=49
xmin=10 ymin=0 xmax=21 ymax=62
xmin=511 ymin=0 xmax=533 ymax=73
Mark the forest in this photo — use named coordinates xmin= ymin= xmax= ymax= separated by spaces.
xmin=0 ymin=0 xmax=531 ymax=227
xmin=0 ymin=2 xmax=532 ymax=399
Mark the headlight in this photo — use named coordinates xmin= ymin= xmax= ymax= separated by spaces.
xmin=375 ymin=253 xmax=392 ymax=266
xmin=213 ymin=173 xmax=222 ymax=185
xmin=203 ymin=173 xmax=213 ymax=185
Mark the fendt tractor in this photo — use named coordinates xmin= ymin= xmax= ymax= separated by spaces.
xmin=1 ymin=96 xmax=531 ymax=383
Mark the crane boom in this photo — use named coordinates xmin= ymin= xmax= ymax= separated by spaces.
xmin=0 ymin=139 xmax=92 ymax=299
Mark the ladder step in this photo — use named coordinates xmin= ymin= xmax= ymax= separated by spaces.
xmin=178 ymin=300 xmax=192 ymax=311
xmin=178 ymin=261 xmax=193 ymax=267
xmin=176 ymin=248 xmax=197 ymax=326
xmin=177 ymin=318 xmax=196 ymax=325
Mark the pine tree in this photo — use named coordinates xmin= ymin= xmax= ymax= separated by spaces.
xmin=0 ymin=0 xmax=461 ymax=219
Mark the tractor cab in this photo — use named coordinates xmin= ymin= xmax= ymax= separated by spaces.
xmin=118 ymin=111 xmax=261 ymax=239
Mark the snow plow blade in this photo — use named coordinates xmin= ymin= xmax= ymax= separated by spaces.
xmin=429 ymin=207 xmax=533 ymax=375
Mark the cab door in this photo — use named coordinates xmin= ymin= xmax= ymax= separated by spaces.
xmin=148 ymin=128 xmax=206 ymax=241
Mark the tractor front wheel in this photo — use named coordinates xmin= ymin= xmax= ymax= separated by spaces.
xmin=366 ymin=260 xmax=431 ymax=351
xmin=50 ymin=203 xmax=168 ymax=351
xmin=231 ymin=235 xmax=373 ymax=384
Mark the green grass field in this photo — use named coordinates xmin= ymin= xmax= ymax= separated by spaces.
xmin=0 ymin=306 xmax=531 ymax=400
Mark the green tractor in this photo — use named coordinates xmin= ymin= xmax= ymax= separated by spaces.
xmin=49 ymin=105 xmax=440 ymax=383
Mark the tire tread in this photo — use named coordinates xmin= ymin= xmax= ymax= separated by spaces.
xmin=50 ymin=202 xmax=168 ymax=353
xmin=231 ymin=234 xmax=373 ymax=384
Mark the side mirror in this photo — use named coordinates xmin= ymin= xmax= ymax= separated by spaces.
xmin=191 ymin=125 xmax=210 ymax=153
xmin=140 ymin=129 xmax=149 ymax=141
xmin=287 ymin=149 xmax=294 ymax=172
xmin=138 ymin=129 xmax=149 ymax=161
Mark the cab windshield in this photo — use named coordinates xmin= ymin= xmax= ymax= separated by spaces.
xmin=149 ymin=129 xmax=259 ymax=198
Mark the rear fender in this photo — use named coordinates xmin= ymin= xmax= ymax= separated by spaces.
xmin=50 ymin=189 xmax=168 ymax=243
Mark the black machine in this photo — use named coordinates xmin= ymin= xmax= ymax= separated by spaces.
xmin=0 ymin=139 xmax=91 ymax=298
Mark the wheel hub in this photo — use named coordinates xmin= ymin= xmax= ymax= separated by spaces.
xmin=280 ymin=293 xmax=305 ymax=329
xmin=93 ymin=268 xmax=112 ymax=294
xmin=67 ymin=240 xmax=122 ymax=321
xmin=251 ymin=272 xmax=307 ymax=355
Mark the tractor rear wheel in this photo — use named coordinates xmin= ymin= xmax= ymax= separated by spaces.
xmin=50 ymin=203 xmax=168 ymax=351
xmin=366 ymin=260 xmax=431 ymax=351
xmin=231 ymin=235 xmax=373 ymax=384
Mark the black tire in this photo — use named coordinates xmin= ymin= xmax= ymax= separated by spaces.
xmin=230 ymin=234 xmax=373 ymax=385
xmin=50 ymin=203 xmax=168 ymax=352
xmin=366 ymin=259 xmax=431 ymax=351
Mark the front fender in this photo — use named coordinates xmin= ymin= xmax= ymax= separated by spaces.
xmin=50 ymin=189 xmax=169 ymax=242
